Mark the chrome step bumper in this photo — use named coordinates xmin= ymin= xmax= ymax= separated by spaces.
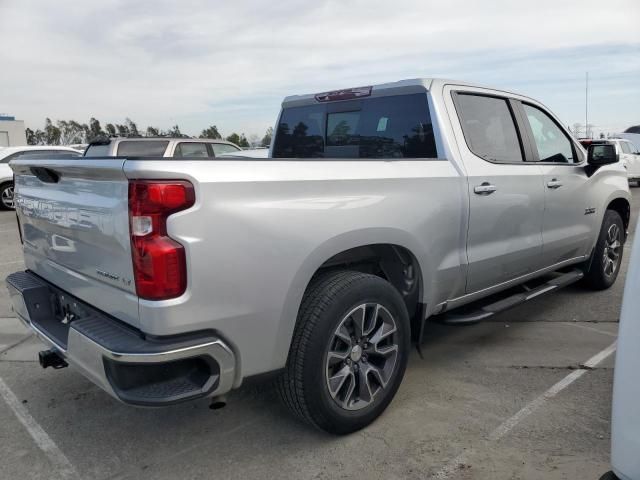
xmin=6 ymin=271 xmax=236 ymax=406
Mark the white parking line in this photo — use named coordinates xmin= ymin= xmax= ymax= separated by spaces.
xmin=432 ymin=341 xmax=617 ymax=479
xmin=564 ymin=321 xmax=619 ymax=338
xmin=0 ymin=376 xmax=79 ymax=479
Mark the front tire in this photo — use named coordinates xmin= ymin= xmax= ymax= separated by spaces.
xmin=277 ymin=271 xmax=410 ymax=434
xmin=0 ymin=182 xmax=14 ymax=210
xmin=583 ymin=210 xmax=624 ymax=290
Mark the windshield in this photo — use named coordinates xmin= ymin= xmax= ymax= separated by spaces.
xmin=273 ymin=93 xmax=437 ymax=159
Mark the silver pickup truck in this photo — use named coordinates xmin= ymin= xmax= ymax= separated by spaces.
xmin=6 ymin=79 xmax=630 ymax=434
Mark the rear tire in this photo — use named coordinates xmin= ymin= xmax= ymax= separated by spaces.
xmin=277 ymin=271 xmax=410 ymax=434
xmin=583 ymin=210 xmax=624 ymax=290
xmin=0 ymin=182 xmax=14 ymax=210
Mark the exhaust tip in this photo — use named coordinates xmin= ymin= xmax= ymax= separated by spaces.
xmin=209 ymin=395 xmax=227 ymax=410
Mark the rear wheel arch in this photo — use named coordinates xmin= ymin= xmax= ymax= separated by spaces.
xmin=314 ymin=244 xmax=424 ymax=320
xmin=281 ymin=242 xmax=426 ymax=355
xmin=274 ymin=235 xmax=430 ymax=373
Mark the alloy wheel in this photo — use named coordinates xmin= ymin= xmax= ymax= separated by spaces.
xmin=324 ymin=303 xmax=399 ymax=411
xmin=602 ymin=223 xmax=621 ymax=278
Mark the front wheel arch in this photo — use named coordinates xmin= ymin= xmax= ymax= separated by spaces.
xmin=606 ymin=197 xmax=630 ymax=234
xmin=583 ymin=209 xmax=624 ymax=290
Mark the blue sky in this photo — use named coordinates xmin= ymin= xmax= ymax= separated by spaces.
xmin=1 ymin=0 xmax=638 ymax=139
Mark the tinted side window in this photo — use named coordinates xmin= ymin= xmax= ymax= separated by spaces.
xmin=117 ymin=141 xmax=169 ymax=157
xmin=174 ymin=142 xmax=208 ymax=158
xmin=273 ymin=93 xmax=437 ymax=159
xmin=455 ymin=94 xmax=523 ymax=163
xmin=620 ymin=142 xmax=631 ymax=154
xmin=211 ymin=143 xmax=241 ymax=156
xmin=523 ymin=104 xmax=575 ymax=163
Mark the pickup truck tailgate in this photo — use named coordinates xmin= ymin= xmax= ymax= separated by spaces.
xmin=10 ymin=158 xmax=139 ymax=327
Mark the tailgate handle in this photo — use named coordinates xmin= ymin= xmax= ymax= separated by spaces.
xmin=31 ymin=167 xmax=60 ymax=184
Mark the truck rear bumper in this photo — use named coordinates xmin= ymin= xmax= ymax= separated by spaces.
xmin=6 ymin=271 xmax=236 ymax=406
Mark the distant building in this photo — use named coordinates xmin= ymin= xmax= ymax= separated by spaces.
xmin=0 ymin=115 xmax=27 ymax=147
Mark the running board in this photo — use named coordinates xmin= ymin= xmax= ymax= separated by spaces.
xmin=436 ymin=269 xmax=584 ymax=325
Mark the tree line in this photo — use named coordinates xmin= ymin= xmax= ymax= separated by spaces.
xmin=25 ymin=117 xmax=274 ymax=148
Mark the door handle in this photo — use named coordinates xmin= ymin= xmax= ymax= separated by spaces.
xmin=546 ymin=179 xmax=563 ymax=189
xmin=474 ymin=183 xmax=497 ymax=195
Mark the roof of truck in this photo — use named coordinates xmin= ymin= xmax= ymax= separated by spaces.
xmin=281 ymin=78 xmax=531 ymax=108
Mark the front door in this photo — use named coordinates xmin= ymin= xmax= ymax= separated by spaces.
xmin=519 ymin=103 xmax=594 ymax=265
xmin=449 ymin=90 xmax=546 ymax=293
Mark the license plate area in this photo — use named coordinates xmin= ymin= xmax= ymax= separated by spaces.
xmin=39 ymin=290 xmax=92 ymax=349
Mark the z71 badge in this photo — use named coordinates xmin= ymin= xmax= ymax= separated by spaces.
xmin=96 ymin=270 xmax=132 ymax=286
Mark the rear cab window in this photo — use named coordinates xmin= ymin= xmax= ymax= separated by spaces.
xmin=273 ymin=93 xmax=438 ymax=159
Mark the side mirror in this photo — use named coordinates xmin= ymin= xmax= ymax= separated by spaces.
xmin=587 ymin=143 xmax=618 ymax=166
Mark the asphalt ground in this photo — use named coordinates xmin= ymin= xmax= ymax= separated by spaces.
xmin=0 ymin=191 xmax=637 ymax=480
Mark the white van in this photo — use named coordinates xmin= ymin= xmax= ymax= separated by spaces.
xmin=604 ymin=217 xmax=640 ymax=480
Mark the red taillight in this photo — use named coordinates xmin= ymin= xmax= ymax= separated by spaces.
xmin=128 ymin=180 xmax=195 ymax=300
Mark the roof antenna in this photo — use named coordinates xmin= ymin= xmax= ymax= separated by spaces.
xmin=585 ymin=72 xmax=589 ymax=139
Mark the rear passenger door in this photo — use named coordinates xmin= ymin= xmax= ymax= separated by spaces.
xmin=449 ymin=89 xmax=546 ymax=293
xmin=518 ymin=103 xmax=595 ymax=265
